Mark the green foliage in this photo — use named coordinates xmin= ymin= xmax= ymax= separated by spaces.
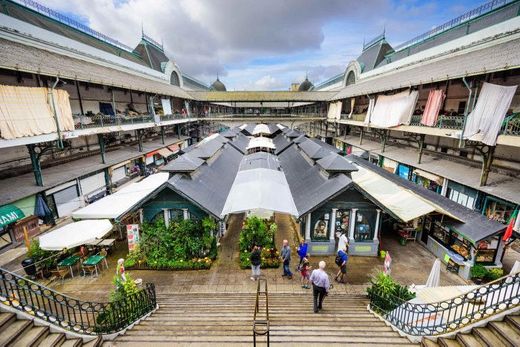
xmin=366 ymin=272 xmax=416 ymax=314
xmin=27 ymin=239 xmax=56 ymax=270
xmin=485 ymin=268 xmax=504 ymax=282
xmin=239 ymin=216 xmax=275 ymax=252
xmin=240 ymin=247 xmax=280 ymax=269
xmin=125 ymin=217 xmax=217 ymax=271
xmin=470 ymin=264 xmax=488 ymax=279
xmin=110 ymin=273 xmax=139 ymax=302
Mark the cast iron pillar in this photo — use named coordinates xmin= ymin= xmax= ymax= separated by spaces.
xmin=27 ymin=144 xmax=44 ymax=187
xmin=136 ymin=129 xmax=144 ymax=152
xmin=104 ymin=168 xmax=112 ymax=195
xmin=359 ymin=127 xmax=364 ymax=145
xmin=480 ymin=146 xmax=495 ymax=186
xmin=417 ymin=134 xmax=426 ymax=164
xmin=161 ymin=126 xmax=165 ymax=145
xmin=98 ymin=134 xmax=106 ymax=164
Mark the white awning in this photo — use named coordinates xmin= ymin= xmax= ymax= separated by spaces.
xmin=246 ymin=137 xmax=276 ymax=150
xmin=39 ymin=219 xmax=113 ymax=251
xmin=221 ymin=168 xmax=298 ymax=217
xmin=72 ymin=173 xmax=169 ymax=220
xmin=252 ymin=124 xmax=271 ymax=135
xmin=352 ymin=166 xmax=435 ymax=222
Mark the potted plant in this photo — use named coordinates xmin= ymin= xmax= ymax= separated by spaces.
xmin=470 ymin=264 xmax=488 ymax=284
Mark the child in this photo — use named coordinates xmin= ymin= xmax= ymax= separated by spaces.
xmin=300 ymin=254 xmax=311 ymax=289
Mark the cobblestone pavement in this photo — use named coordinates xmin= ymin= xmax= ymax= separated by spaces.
xmin=48 ymin=213 xmax=468 ymax=302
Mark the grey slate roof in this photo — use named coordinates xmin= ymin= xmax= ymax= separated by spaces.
xmin=189 ymin=137 xmax=225 ymax=159
xmin=161 ymin=154 xmax=204 ymax=173
xmin=228 ymin=133 xmax=250 ymax=154
xmin=279 ymin=145 xmax=352 ymax=216
xmin=331 ymin=36 xmax=520 ymax=100
xmin=293 ymin=134 xmax=308 ymax=144
xmin=272 ymin=134 xmax=292 ymax=155
xmin=310 ymin=138 xmax=341 ymax=154
xmin=317 ymin=153 xmax=358 ymax=173
xmin=285 ymin=129 xmax=302 ymax=138
xmin=357 ymin=40 xmax=393 ymax=73
xmin=220 ymin=127 xmax=241 ymax=138
xmin=298 ymin=138 xmax=332 ymax=160
xmin=348 ymin=155 xmax=506 ymax=243
xmin=168 ymin=144 xmax=243 ymax=218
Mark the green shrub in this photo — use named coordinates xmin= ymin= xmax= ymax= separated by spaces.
xmin=27 ymin=239 xmax=56 ymax=270
xmin=470 ymin=264 xmax=488 ymax=279
xmin=239 ymin=247 xmax=280 ymax=269
xmin=238 ymin=216 xmax=280 ymax=269
xmin=485 ymin=268 xmax=504 ymax=282
xmin=366 ymin=272 xmax=415 ymax=314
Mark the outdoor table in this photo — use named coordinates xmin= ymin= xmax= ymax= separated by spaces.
xmin=57 ymin=255 xmax=80 ymax=278
xmin=82 ymin=255 xmax=107 ymax=277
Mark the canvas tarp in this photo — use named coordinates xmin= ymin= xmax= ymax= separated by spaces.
xmin=421 ymin=89 xmax=445 ymax=126
xmin=0 ymin=86 xmax=74 ymax=139
xmin=327 ymin=101 xmax=342 ymax=120
xmin=161 ymin=98 xmax=172 ymax=115
xmin=368 ymin=90 xmax=418 ymax=128
xmin=464 ymin=82 xmax=517 ymax=146
xmin=72 ymin=173 xmax=169 ymax=220
xmin=39 ymin=219 xmax=113 ymax=251
xmin=221 ymin=168 xmax=298 ymax=217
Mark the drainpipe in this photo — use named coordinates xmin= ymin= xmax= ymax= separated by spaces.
xmin=49 ymin=77 xmax=64 ymax=149
xmin=459 ymin=77 xmax=473 ymax=148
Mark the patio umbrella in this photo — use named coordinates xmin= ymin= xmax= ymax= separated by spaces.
xmin=510 ymin=260 xmax=520 ymax=275
xmin=425 ymin=259 xmax=441 ymax=287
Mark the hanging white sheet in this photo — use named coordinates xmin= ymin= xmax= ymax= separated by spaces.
xmin=369 ymin=90 xmax=419 ymax=128
xmin=464 ymin=82 xmax=517 ymax=146
xmin=364 ymin=97 xmax=376 ymax=125
xmin=161 ymin=98 xmax=172 ymax=115
xmin=327 ymin=101 xmax=342 ymax=120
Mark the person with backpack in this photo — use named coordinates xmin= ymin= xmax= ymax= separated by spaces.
xmin=334 ymin=246 xmax=348 ymax=284
xmin=296 ymin=240 xmax=308 ymax=270
xmin=250 ymin=245 xmax=261 ymax=281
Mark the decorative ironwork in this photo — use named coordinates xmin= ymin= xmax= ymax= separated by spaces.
xmin=253 ymin=276 xmax=269 ymax=346
xmin=394 ymin=0 xmax=515 ymax=52
xmin=0 ymin=267 xmax=156 ymax=335
xmin=14 ymin=0 xmax=134 ymax=52
xmin=368 ymin=272 xmax=520 ymax=336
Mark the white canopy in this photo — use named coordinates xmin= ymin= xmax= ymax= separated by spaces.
xmin=72 ymin=173 xmax=169 ymax=220
xmin=221 ymin=168 xmax=298 ymax=217
xmin=425 ymin=259 xmax=441 ymax=287
xmin=246 ymin=137 xmax=276 ymax=151
xmin=352 ymin=166 xmax=440 ymax=222
xmin=252 ymin=124 xmax=270 ymax=136
xmin=39 ymin=219 xmax=113 ymax=251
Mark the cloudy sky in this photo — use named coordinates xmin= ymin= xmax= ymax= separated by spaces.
xmin=42 ymin=0 xmax=478 ymax=90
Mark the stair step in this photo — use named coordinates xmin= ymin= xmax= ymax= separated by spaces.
xmin=505 ymin=315 xmax=520 ymax=334
xmin=83 ymin=336 xmax=102 ymax=347
xmin=13 ymin=325 xmax=49 ymax=346
xmin=421 ymin=338 xmax=440 ymax=347
xmin=38 ymin=333 xmax=66 ymax=347
xmin=456 ymin=333 xmax=485 ymax=347
xmin=60 ymin=338 xmax=83 ymax=347
xmin=0 ymin=312 xmax=16 ymax=331
xmin=489 ymin=321 xmax=520 ymax=347
xmin=0 ymin=319 xmax=32 ymax=346
xmin=437 ymin=337 xmax=461 ymax=347
xmin=473 ymin=327 xmax=508 ymax=347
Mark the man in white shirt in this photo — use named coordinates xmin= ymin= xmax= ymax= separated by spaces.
xmin=309 ymin=261 xmax=331 ymax=313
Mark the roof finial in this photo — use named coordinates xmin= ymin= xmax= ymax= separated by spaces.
xmin=141 ymin=21 xmax=144 ymax=38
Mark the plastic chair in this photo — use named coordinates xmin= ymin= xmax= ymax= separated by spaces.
xmin=50 ymin=268 xmax=69 ymax=283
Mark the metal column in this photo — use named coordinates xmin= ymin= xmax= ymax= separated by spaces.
xmin=98 ymin=134 xmax=106 ymax=164
xmin=27 ymin=144 xmax=43 ymax=187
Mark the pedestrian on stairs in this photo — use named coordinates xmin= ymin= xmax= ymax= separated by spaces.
xmin=309 ymin=261 xmax=331 ymax=313
xmin=334 ymin=246 xmax=348 ymax=284
xmin=250 ymin=245 xmax=261 ymax=281
xmin=281 ymin=239 xmax=293 ymax=279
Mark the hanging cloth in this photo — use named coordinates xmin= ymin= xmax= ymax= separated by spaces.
xmin=421 ymin=89 xmax=445 ymax=126
xmin=363 ymin=97 xmax=375 ymax=125
xmin=464 ymin=82 xmax=517 ymax=146
xmin=348 ymin=98 xmax=355 ymax=119
xmin=369 ymin=90 xmax=418 ymax=127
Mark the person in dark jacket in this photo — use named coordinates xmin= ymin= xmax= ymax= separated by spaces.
xmin=250 ymin=245 xmax=261 ymax=281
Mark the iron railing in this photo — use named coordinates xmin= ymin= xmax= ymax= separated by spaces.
xmin=253 ymin=276 xmax=269 ymax=346
xmin=0 ymin=267 xmax=156 ymax=335
xmin=393 ymin=0 xmax=515 ymax=52
xmin=368 ymin=272 xmax=520 ymax=336
xmin=502 ymin=113 xmax=520 ymax=136
xmin=73 ymin=113 xmax=191 ymax=129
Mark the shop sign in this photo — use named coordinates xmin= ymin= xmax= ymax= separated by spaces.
xmin=0 ymin=205 xmax=25 ymax=228
xmin=126 ymin=224 xmax=140 ymax=251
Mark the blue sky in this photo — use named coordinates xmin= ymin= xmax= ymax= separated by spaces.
xmin=42 ymin=0 xmax=481 ymax=90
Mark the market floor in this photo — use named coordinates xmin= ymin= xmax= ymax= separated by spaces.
xmin=48 ymin=214 xmax=468 ymax=302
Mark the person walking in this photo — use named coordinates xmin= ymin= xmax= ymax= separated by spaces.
xmin=250 ymin=245 xmax=261 ymax=281
xmin=297 ymin=240 xmax=308 ymax=270
xmin=281 ymin=239 xmax=293 ymax=279
xmin=309 ymin=261 xmax=331 ymax=313
xmin=334 ymin=247 xmax=348 ymax=283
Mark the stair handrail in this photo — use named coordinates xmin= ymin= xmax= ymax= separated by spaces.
xmin=368 ymin=272 xmax=520 ymax=336
xmin=253 ymin=276 xmax=270 ymax=346
xmin=0 ymin=266 xmax=156 ymax=335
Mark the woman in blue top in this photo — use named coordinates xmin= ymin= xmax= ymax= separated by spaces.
xmin=297 ymin=240 xmax=308 ymax=269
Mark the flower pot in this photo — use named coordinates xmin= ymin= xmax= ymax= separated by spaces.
xmin=399 ymin=238 xmax=407 ymax=246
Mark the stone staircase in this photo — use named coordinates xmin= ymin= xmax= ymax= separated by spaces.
xmin=0 ymin=311 xmax=101 ymax=347
xmin=104 ymin=292 xmax=418 ymax=346
xmin=422 ymin=312 xmax=520 ymax=347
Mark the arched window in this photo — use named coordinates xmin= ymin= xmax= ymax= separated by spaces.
xmin=170 ymin=71 xmax=180 ymax=86
xmin=346 ymin=71 xmax=356 ymax=86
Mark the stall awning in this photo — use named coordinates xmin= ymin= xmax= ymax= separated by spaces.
xmin=157 ymin=148 xmax=173 ymax=158
xmin=221 ymin=168 xmax=298 ymax=217
xmin=414 ymin=169 xmax=443 ymax=185
xmin=39 ymin=219 xmax=113 ymax=251
xmin=0 ymin=205 xmax=25 ymax=228
xmin=352 ymin=166 xmax=440 ymax=222
xmin=72 ymin=173 xmax=169 ymax=220
xmin=246 ymin=137 xmax=276 ymax=151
